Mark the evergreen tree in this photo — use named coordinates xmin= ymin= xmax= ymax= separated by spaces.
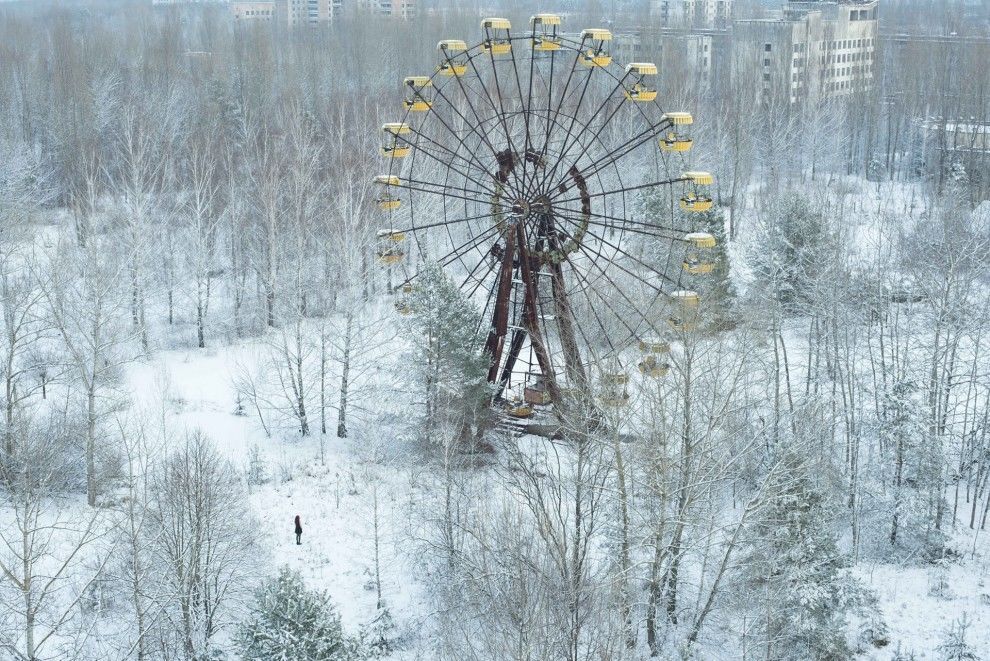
xmin=236 ymin=566 xmax=363 ymax=661
xmin=748 ymin=194 xmax=834 ymax=316
xmin=879 ymin=380 xmax=947 ymax=556
xmin=737 ymin=452 xmax=871 ymax=660
xmin=405 ymin=263 xmax=492 ymax=448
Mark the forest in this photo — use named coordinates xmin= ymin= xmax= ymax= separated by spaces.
xmin=1 ymin=0 xmax=990 ymax=659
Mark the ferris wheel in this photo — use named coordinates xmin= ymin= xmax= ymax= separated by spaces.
xmin=373 ymin=15 xmax=717 ymax=421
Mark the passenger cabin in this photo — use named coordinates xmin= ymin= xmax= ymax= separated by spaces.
xmin=600 ymin=369 xmax=630 ymax=407
xmin=580 ymin=29 xmax=612 ymax=67
xmin=683 ymin=231 xmax=717 ymax=275
xmin=624 ymin=62 xmax=658 ymax=102
xmin=531 ymin=14 xmax=561 ymax=51
xmin=660 ymin=112 xmax=693 ymax=152
xmin=638 ymin=355 xmax=670 ymax=378
xmin=680 ymin=171 xmax=714 ymax=212
xmin=394 ymin=282 xmax=414 ymax=315
xmin=482 ymin=18 xmax=512 ymax=55
xmin=437 ymin=40 xmax=468 ymax=76
xmin=523 ymin=373 xmax=551 ymax=405
xmin=374 ymin=175 xmax=402 ymax=210
xmin=376 ymin=228 xmax=405 ymax=266
xmin=381 ymin=123 xmax=412 ymax=158
xmin=403 ymin=76 xmax=432 ymax=112
xmin=668 ymin=289 xmax=700 ymax=332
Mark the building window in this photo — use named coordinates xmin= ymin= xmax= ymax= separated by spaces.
xmin=764 ymin=44 xmax=772 ymax=52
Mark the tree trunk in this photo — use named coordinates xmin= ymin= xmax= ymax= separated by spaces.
xmin=337 ymin=313 xmax=352 ymax=439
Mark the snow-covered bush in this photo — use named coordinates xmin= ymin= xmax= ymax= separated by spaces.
xmin=936 ymin=614 xmax=978 ymax=660
xmin=236 ymin=566 xmax=364 ymax=661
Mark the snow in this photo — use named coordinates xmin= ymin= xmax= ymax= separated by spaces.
xmin=859 ymin=558 xmax=990 ymax=658
xmin=123 ymin=341 xmax=429 ymax=656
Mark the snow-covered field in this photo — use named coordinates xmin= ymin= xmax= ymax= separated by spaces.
xmin=119 ymin=329 xmax=990 ymax=659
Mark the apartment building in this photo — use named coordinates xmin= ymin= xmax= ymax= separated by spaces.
xmin=733 ymin=0 xmax=878 ymax=104
xmin=231 ymin=1 xmax=276 ymax=21
xmin=650 ymin=0 xmax=734 ymax=29
xmin=284 ymin=0 xmax=336 ymax=26
xmin=282 ymin=0 xmax=414 ymax=26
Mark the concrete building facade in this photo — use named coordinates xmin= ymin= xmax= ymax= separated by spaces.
xmin=651 ymin=0 xmax=734 ymax=29
xmin=231 ymin=1 xmax=276 ymax=21
xmin=733 ymin=0 xmax=878 ymax=105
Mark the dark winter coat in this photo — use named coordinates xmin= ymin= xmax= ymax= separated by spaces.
xmin=294 ymin=515 xmax=303 ymax=534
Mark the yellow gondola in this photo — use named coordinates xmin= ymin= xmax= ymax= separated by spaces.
xmin=403 ymin=76 xmax=432 ymax=112
xmin=531 ymin=14 xmax=561 ymax=51
xmin=376 ymin=228 xmax=405 ymax=266
xmin=683 ymin=231 xmax=717 ymax=275
xmin=437 ymin=39 xmax=468 ymax=76
xmin=482 ymin=18 xmax=512 ymax=55
xmin=624 ymin=62 xmax=658 ymax=102
xmin=393 ymin=282 xmax=415 ymax=314
xmin=638 ymin=338 xmax=671 ymax=354
xmin=668 ymin=289 xmax=700 ymax=332
xmin=670 ymin=289 xmax=701 ymax=307
xmin=580 ymin=28 xmax=612 ymax=67
xmin=381 ymin=123 xmax=412 ymax=158
xmin=600 ymin=369 xmax=630 ymax=407
xmin=660 ymin=112 xmax=693 ymax=152
xmin=638 ymin=354 xmax=670 ymax=378
xmin=374 ymin=175 xmax=402 ymax=210
xmin=506 ymin=400 xmax=534 ymax=418
xmin=680 ymin=171 xmax=714 ymax=212
xmin=683 ymin=232 xmax=717 ymax=273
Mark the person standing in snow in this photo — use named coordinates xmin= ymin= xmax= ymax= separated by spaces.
xmin=294 ymin=515 xmax=303 ymax=545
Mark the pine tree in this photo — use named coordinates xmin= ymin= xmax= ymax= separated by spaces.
xmin=737 ymin=453 xmax=871 ymax=660
xmin=879 ymin=380 xmax=947 ymax=557
xmin=405 ymin=263 xmax=491 ymax=448
xmin=936 ymin=614 xmax=978 ymax=661
xmin=236 ymin=566 xmax=363 ymax=661
xmin=748 ymin=194 xmax=833 ymax=316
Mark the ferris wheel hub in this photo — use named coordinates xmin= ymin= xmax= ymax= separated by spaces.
xmin=509 ymin=198 xmax=531 ymax=220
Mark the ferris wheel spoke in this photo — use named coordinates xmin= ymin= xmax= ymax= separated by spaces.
xmin=552 ymin=203 xmax=686 ymax=234
xmin=534 ymin=57 xmax=613 ymax=199
xmin=553 ymin=257 xmax=622 ymax=356
xmin=435 ymin=223 xmax=502 ymax=270
xmin=429 ymin=79 xmax=508 ymax=173
xmin=552 ymin=177 xmax=688 ymax=206
xmin=431 ymin=53 xmax=524 ymax=193
xmin=567 ymin=242 xmax=670 ymax=351
xmin=549 ymin=216 xmax=668 ymax=353
xmin=553 ymin=211 xmax=680 ymax=289
xmin=468 ymin=51 xmax=526 ymax=193
xmin=532 ymin=38 xmax=584 ymax=178
xmin=393 ymin=210 xmax=499 ymax=236
xmin=398 ymin=129 xmax=498 ymax=197
xmin=564 ymin=119 xmax=673 ymax=185
xmin=399 ymin=138 xmax=498 ymax=198
xmin=542 ymin=94 xmax=630 ymax=196
xmin=506 ymin=33 xmax=537 ymax=195
xmin=553 ymin=210 xmax=685 ymax=241
xmin=396 ymin=178 xmax=509 ymax=208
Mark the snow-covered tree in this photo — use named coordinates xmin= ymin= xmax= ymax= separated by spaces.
xmin=405 ymin=263 xmax=491 ymax=449
xmin=736 ymin=451 xmax=872 ymax=659
xmin=237 ymin=566 xmax=363 ymax=661
xmin=878 ymin=380 xmax=947 ymax=555
xmin=748 ymin=193 xmax=835 ymax=316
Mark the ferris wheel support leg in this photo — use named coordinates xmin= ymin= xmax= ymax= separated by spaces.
xmin=516 ymin=225 xmax=562 ymax=409
xmin=484 ymin=230 xmax=516 ymax=384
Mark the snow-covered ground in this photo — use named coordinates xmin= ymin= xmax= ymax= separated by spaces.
xmin=126 ymin=342 xmax=430 ymax=655
xmin=120 ymin=333 xmax=990 ymax=659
